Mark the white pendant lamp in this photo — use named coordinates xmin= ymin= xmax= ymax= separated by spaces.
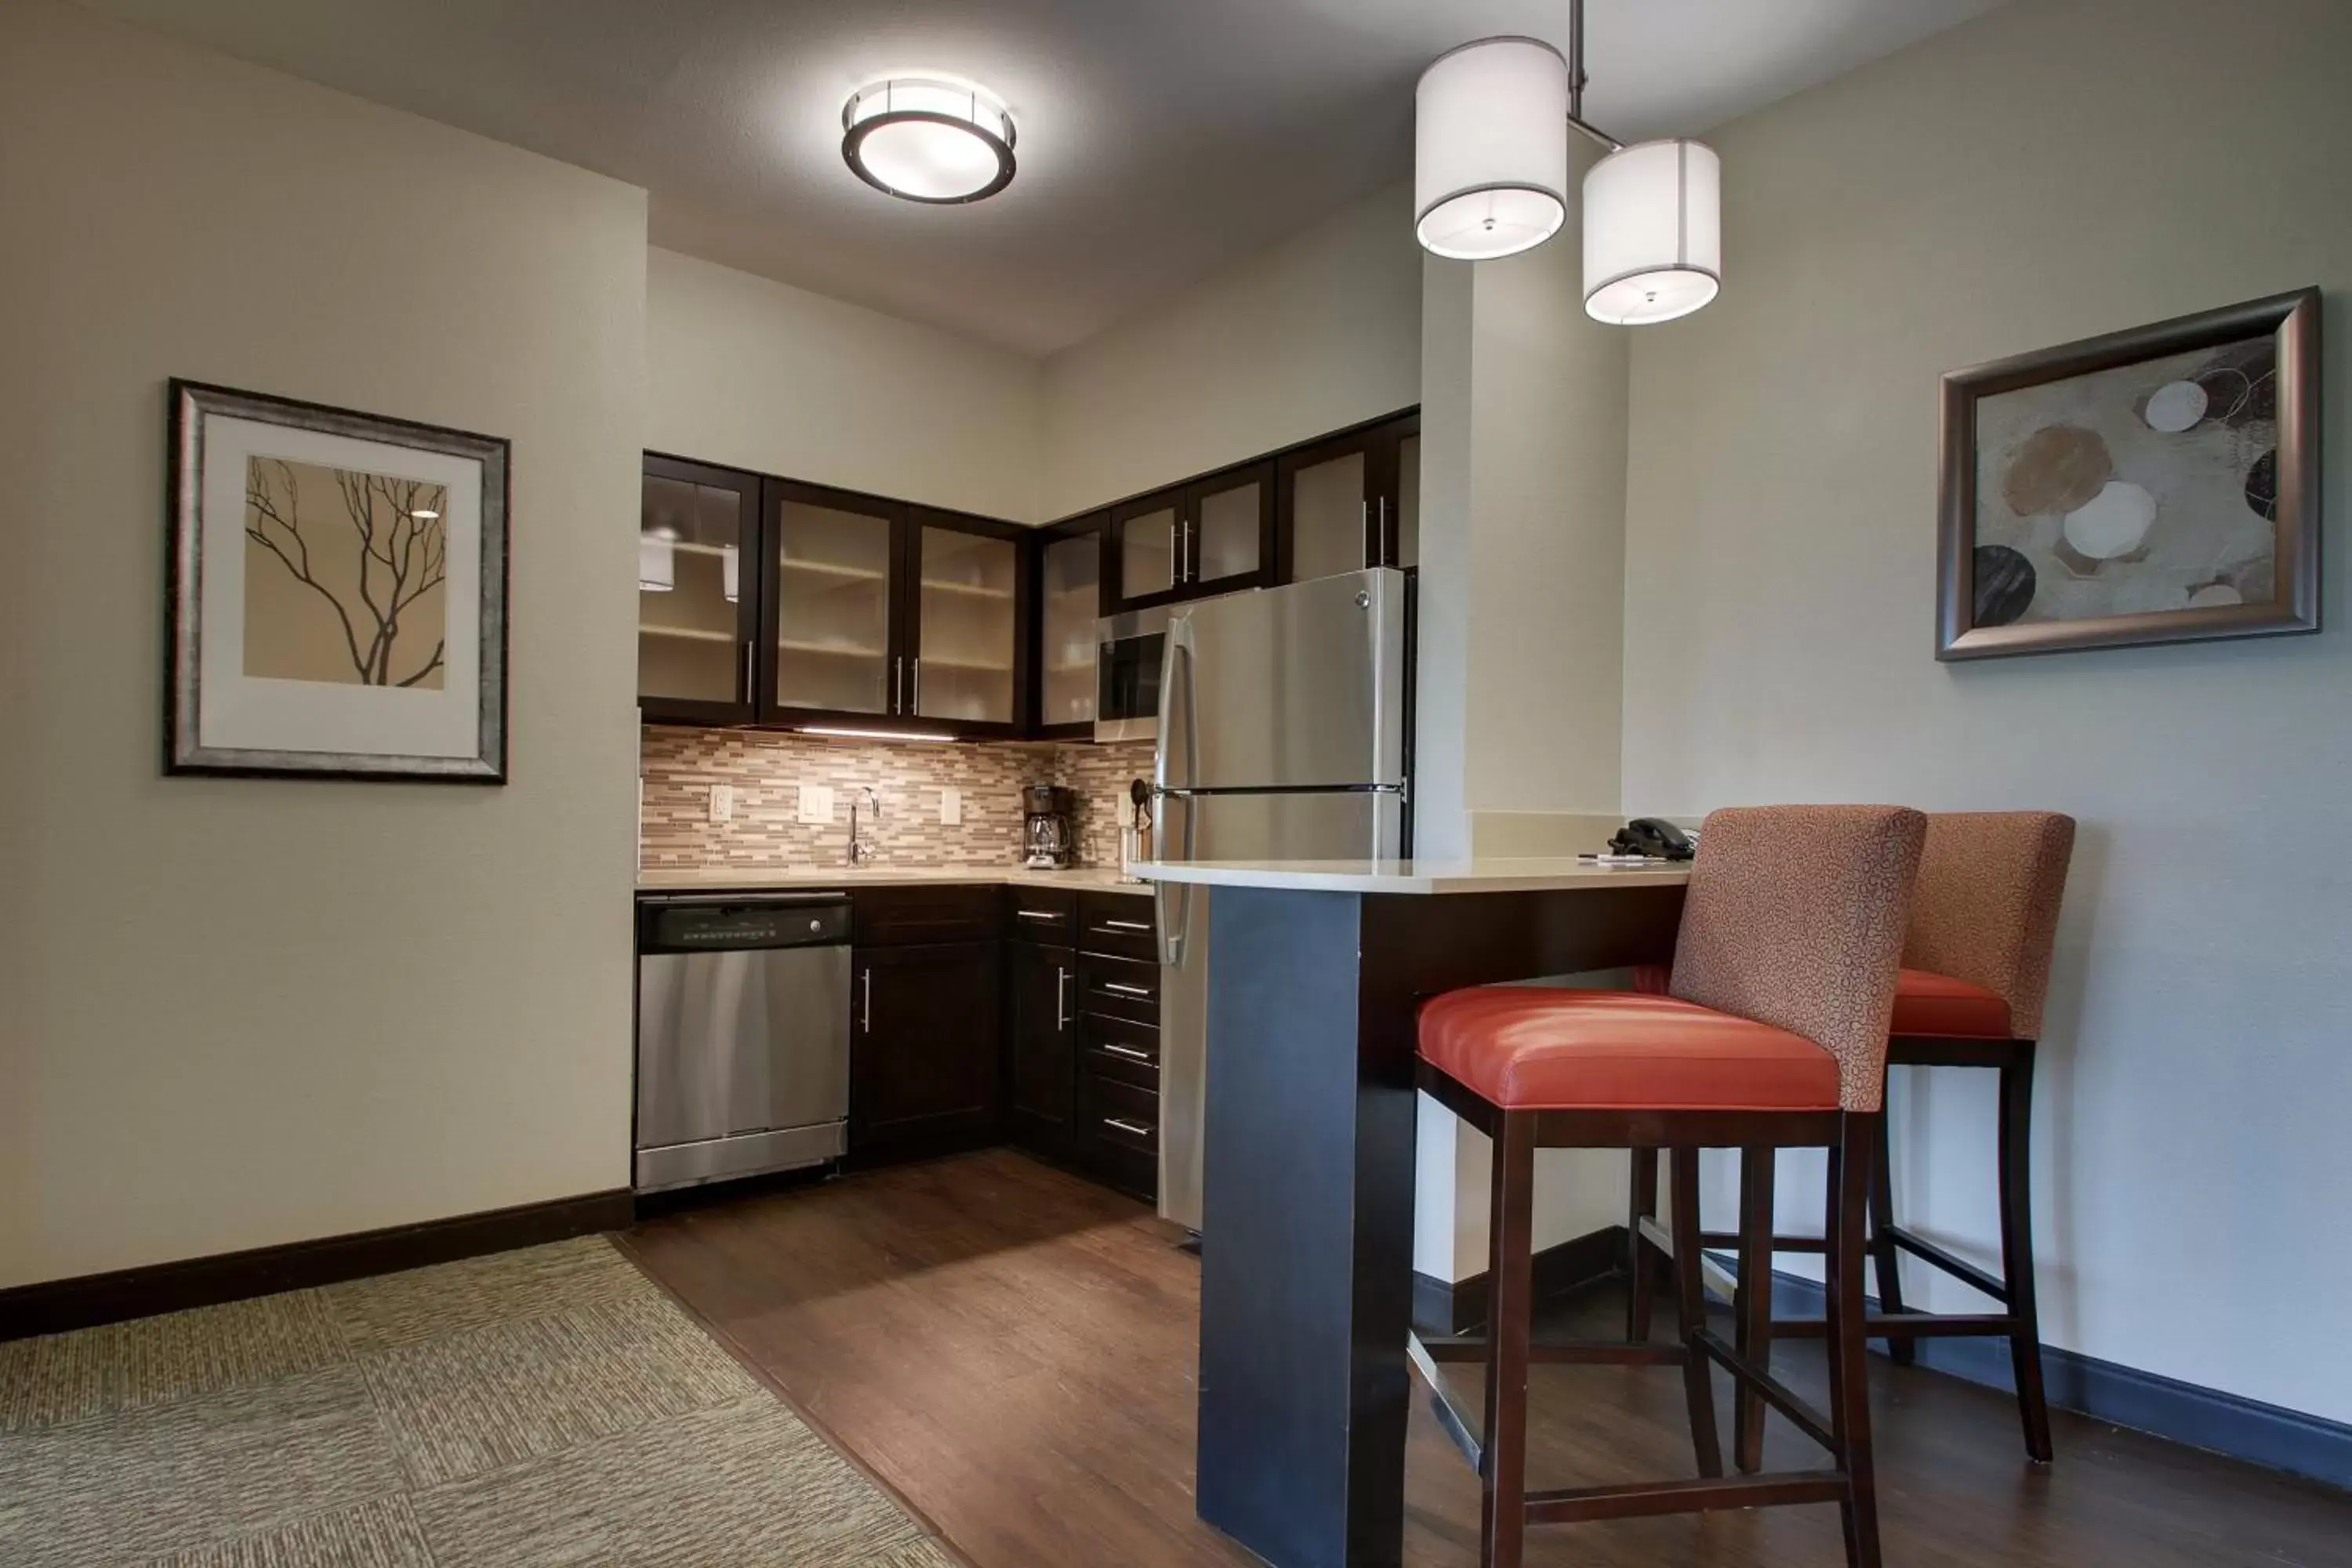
xmin=1414 ymin=0 xmax=1722 ymax=326
xmin=1584 ymin=138 xmax=1720 ymax=325
xmin=1414 ymin=38 xmax=1570 ymax=261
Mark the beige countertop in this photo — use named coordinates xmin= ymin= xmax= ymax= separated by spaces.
xmin=637 ymin=864 xmax=1149 ymax=893
xmin=1125 ymin=857 xmax=1692 ymax=895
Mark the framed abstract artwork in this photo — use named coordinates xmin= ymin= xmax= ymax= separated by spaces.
xmin=167 ymin=379 xmax=510 ymax=780
xmin=1936 ymin=288 xmax=2319 ymax=659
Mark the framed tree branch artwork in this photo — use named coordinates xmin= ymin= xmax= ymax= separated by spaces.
xmin=1936 ymin=288 xmax=2320 ymax=659
xmin=167 ymin=379 xmax=510 ymax=780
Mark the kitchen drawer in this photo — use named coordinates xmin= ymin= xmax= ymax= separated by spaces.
xmin=1080 ymin=1072 xmax=1159 ymax=1154
xmin=1005 ymin=885 xmax=1078 ymax=946
xmin=851 ymin=884 xmax=1000 ymax=946
xmin=1081 ymin=1012 xmax=1160 ymax=1090
xmin=1078 ymin=951 xmax=1159 ymax=1023
xmin=1076 ymin=891 xmax=1157 ymax=961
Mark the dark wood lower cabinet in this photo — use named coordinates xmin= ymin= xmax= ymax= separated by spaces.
xmin=1007 ymin=940 xmax=1077 ymax=1160
xmin=851 ymin=940 xmax=1002 ymax=1164
xmin=844 ymin=884 xmax=1158 ymax=1203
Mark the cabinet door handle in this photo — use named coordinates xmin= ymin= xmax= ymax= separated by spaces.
xmin=740 ymin=641 xmax=754 ymax=703
xmin=1056 ymin=967 xmax=1071 ymax=1029
xmin=1360 ymin=499 xmax=1371 ymax=571
xmin=1104 ymin=1118 xmax=1152 ymax=1138
xmin=1017 ymin=909 xmax=1065 ymax=924
xmin=861 ymin=967 xmax=873 ymax=1033
xmin=1097 ymin=918 xmax=1152 ymax=932
xmin=1098 ymin=1041 xmax=1152 ymax=1062
xmin=912 ymin=656 xmax=922 ymax=713
xmin=1099 ymin=981 xmax=1152 ymax=997
xmin=891 ymin=656 xmax=902 ymax=713
xmin=1377 ymin=495 xmax=1391 ymax=563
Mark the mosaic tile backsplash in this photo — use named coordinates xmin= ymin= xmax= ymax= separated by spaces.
xmin=640 ymin=728 xmax=1159 ymax=871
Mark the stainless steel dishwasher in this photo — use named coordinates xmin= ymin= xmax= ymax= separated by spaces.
xmin=634 ymin=892 xmax=851 ymax=1193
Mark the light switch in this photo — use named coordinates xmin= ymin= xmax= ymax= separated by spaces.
xmin=708 ymin=783 xmax=734 ymax=823
xmin=797 ymin=783 xmax=834 ymax=825
xmin=939 ymin=786 xmax=962 ymax=826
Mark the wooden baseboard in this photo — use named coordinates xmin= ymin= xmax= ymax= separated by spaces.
xmin=1412 ymin=1224 xmax=1627 ymax=1337
xmin=0 ymin=1189 xmax=634 ymax=1342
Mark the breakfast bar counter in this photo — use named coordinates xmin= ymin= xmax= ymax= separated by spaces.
xmin=1130 ymin=857 xmax=1692 ymax=1568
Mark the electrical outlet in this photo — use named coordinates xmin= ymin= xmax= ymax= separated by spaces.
xmin=797 ymin=783 xmax=834 ymax=825
xmin=939 ymin=786 xmax=961 ymax=826
xmin=708 ymin=783 xmax=734 ymax=823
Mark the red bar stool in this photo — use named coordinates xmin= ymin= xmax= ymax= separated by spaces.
xmin=1629 ymin=811 xmax=2075 ymax=1466
xmin=1411 ymin=805 xmax=1925 ymax=1568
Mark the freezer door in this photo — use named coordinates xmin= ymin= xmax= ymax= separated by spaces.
xmin=1157 ymin=568 xmax=1406 ymax=793
xmin=1154 ymin=788 xmax=1403 ymax=1230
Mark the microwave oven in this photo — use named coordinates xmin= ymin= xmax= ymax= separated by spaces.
xmin=1094 ymin=603 xmax=1172 ymax=743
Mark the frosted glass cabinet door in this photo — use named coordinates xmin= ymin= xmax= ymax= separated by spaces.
xmin=1040 ymin=530 xmax=1101 ymax=728
xmin=913 ymin=524 xmax=1018 ymax=724
xmin=1286 ymin=448 xmax=1368 ymax=583
xmin=773 ymin=495 xmax=896 ymax=715
xmin=639 ymin=456 xmax=757 ymax=722
xmin=1190 ymin=468 xmax=1268 ymax=588
xmin=1116 ymin=501 xmax=1178 ymax=601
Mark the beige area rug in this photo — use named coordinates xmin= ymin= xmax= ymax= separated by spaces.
xmin=0 ymin=1237 xmax=958 ymax=1567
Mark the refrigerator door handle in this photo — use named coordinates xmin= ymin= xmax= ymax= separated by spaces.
xmin=1154 ymin=614 xmax=1199 ymax=967
xmin=1156 ymin=793 xmax=1195 ymax=966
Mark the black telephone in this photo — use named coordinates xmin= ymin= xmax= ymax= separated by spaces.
xmin=1609 ymin=818 xmax=1695 ymax=862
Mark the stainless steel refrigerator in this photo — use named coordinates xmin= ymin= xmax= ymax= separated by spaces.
xmin=1154 ymin=566 xmax=1410 ymax=1230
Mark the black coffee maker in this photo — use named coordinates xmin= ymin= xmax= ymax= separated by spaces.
xmin=1023 ymin=784 xmax=1076 ymax=869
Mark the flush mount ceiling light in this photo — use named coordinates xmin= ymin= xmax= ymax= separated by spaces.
xmin=1414 ymin=0 xmax=1722 ymax=325
xmin=842 ymin=76 xmax=1016 ymax=204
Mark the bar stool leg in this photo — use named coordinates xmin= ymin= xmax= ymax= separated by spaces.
xmin=1733 ymin=1145 xmax=1776 ymax=1472
xmin=1868 ymin=1112 xmax=1911 ymax=1365
xmin=1627 ymin=1145 xmax=1660 ymax=1341
xmin=1668 ymin=1146 xmax=1724 ymax=1479
xmin=1825 ymin=1116 xmax=1886 ymax=1568
xmin=1998 ymin=1044 xmax=2055 ymax=1463
xmin=1481 ymin=1112 xmax=1538 ymax=1568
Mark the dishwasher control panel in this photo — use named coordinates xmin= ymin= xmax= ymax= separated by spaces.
xmin=638 ymin=895 xmax=851 ymax=953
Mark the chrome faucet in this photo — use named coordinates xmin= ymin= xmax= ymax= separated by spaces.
xmin=848 ymin=786 xmax=881 ymax=866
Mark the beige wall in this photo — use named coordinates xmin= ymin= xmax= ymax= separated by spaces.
xmin=0 ymin=0 xmax=646 ymax=1288
xmin=1040 ymin=183 xmax=1423 ymax=518
xmin=1623 ymin=0 xmax=2352 ymax=1421
xmin=1410 ymin=153 xmax=1633 ymax=1281
xmin=648 ymin=247 xmax=1045 ymax=523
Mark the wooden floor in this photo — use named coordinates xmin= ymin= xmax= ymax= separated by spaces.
xmin=622 ymin=1149 xmax=2350 ymax=1568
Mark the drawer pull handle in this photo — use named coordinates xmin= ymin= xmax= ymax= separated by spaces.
xmin=1016 ymin=909 xmax=1065 ymax=922
xmin=1098 ymin=1042 xmax=1153 ymax=1062
xmin=1099 ymin=981 xmax=1152 ymax=997
xmin=1098 ymin=918 xmax=1152 ymax=931
xmin=1104 ymin=1118 xmax=1153 ymax=1138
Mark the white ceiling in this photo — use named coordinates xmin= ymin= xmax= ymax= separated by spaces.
xmin=79 ymin=0 xmax=2008 ymax=355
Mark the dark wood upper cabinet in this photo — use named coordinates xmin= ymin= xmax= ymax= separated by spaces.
xmin=1276 ymin=411 xmax=1421 ymax=582
xmin=1185 ymin=462 xmax=1276 ymax=594
xmin=637 ymin=454 xmax=763 ymax=727
xmin=762 ymin=477 xmax=906 ymax=727
xmin=1103 ymin=459 xmax=1278 ymax=615
xmin=906 ymin=506 xmax=1032 ymax=740
xmin=638 ymin=454 xmax=1033 ymax=739
xmin=1033 ymin=518 xmax=1104 ymax=740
